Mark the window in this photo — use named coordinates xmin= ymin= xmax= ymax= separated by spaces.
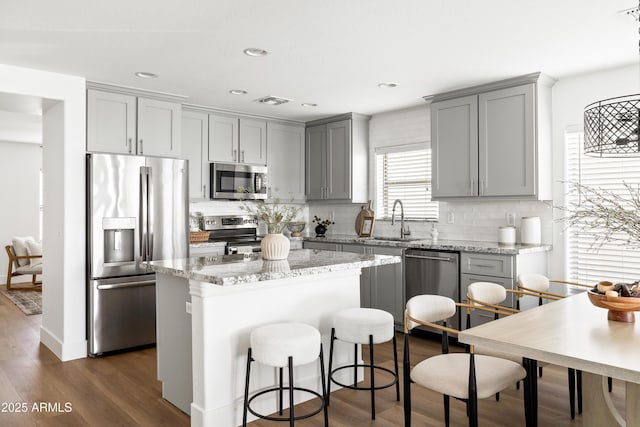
xmin=566 ymin=130 xmax=640 ymax=283
xmin=375 ymin=143 xmax=438 ymax=220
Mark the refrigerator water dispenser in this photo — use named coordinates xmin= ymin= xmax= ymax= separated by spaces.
xmin=102 ymin=217 xmax=135 ymax=264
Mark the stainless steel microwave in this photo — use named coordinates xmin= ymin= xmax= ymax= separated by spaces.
xmin=210 ymin=163 xmax=268 ymax=200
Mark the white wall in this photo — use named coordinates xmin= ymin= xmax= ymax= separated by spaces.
xmin=0 ymin=64 xmax=87 ymax=361
xmin=549 ymin=63 xmax=640 ymax=279
xmin=0 ymin=141 xmax=41 ymax=281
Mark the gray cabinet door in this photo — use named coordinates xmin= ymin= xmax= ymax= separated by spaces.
xmin=431 ymin=95 xmax=478 ymax=198
xmin=371 ymin=246 xmax=404 ymax=325
xmin=87 ymin=90 xmax=136 ymax=154
xmin=267 ymin=122 xmax=305 ymax=201
xmin=479 ymin=83 xmax=535 ymax=197
xmin=209 ymin=114 xmax=239 ymax=163
xmin=326 ymin=120 xmax=352 ymax=200
xmin=305 ymin=124 xmax=326 ymax=200
xmin=182 ymin=111 xmax=209 ymax=200
xmin=239 ymin=118 xmax=267 ymax=165
xmin=341 ymin=244 xmax=371 ymax=309
xmin=137 ymin=97 xmax=181 ymax=158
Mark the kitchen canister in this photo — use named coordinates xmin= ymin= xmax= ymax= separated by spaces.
xmin=497 ymin=226 xmax=516 ymax=245
xmin=521 ymin=216 xmax=541 ymax=245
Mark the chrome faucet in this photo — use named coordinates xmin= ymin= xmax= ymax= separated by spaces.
xmin=391 ymin=199 xmax=411 ymax=239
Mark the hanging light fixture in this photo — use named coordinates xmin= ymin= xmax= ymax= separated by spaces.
xmin=584 ymin=2 xmax=640 ymax=157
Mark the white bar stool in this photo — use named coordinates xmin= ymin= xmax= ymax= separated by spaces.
xmin=242 ymin=322 xmax=328 ymax=427
xmin=327 ymin=307 xmax=400 ymax=420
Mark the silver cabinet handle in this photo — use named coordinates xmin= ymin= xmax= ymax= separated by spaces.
xmin=139 ymin=139 xmax=144 ymax=154
xmin=241 ymin=150 xmax=245 ymax=163
xmin=480 ymin=180 xmax=484 ymax=196
xmin=127 ymin=137 xmax=132 ymax=154
xmin=233 ymin=149 xmax=238 ymax=162
xmin=203 ymin=185 xmax=207 ymax=198
xmin=470 ymin=179 xmax=474 ymax=196
xmin=472 ymin=263 xmax=495 ymax=269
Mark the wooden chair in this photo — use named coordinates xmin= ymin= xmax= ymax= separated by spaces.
xmin=403 ymin=294 xmax=529 ymax=427
xmin=5 ymin=245 xmax=42 ymax=290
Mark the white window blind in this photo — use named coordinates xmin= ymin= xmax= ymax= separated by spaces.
xmin=566 ymin=130 xmax=640 ymax=283
xmin=375 ymin=143 xmax=438 ymax=220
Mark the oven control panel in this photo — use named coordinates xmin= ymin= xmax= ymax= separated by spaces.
xmin=202 ymin=215 xmax=258 ymax=230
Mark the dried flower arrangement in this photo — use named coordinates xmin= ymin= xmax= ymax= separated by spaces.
xmin=558 ymin=181 xmax=640 ymax=250
xmin=238 ymin=190 xmax=302 ymax=234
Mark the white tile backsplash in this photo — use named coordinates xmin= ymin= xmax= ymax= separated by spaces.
xmin=307 ymin=199 xmax=553 ymax=244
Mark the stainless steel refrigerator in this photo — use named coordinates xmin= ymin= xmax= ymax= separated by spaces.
xmin=87 ymin=153 xmax=188 ymax=356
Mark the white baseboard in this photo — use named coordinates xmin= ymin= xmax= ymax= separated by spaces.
xmin=40 ymin=324 xmax=87 ymax=361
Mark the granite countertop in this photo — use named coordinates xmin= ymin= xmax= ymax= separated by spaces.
xmin=144 ymin=249 xmax=401 ymax=286
xmin=304 ymin=234 xmax=552 ymax=255
xmin=189 ymin=241 xmax=227 ymax=248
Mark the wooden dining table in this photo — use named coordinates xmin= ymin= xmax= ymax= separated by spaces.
xmin=458 ymin=293 xmax=640 ymax=427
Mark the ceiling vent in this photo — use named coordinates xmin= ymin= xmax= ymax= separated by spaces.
xmin=254 ymin=96 xmax=292 ymax=106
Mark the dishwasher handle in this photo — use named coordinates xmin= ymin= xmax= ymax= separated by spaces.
xmin=405 ymin=254 xmax=454 ymax=262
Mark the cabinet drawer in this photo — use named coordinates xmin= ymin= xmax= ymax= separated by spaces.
xmin=460 ymin=252 xmax=513 ymax=278
xmin=303 ymin=241 xmax=342 ymax=251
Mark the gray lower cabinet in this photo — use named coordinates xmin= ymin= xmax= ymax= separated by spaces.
xmin=340 ymin=244 xmax=405 ymax=327
xmin=302 ymin=241 xmax=342 ymax=251
xmin=460 ymin=251 xmax=547 ymax=329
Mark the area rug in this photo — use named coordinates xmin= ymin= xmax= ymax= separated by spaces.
xmin=0 ymin=285 xmax=42 ymax=315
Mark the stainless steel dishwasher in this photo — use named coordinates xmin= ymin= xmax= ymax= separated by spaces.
xmin=404 ymin=249 xmax=460 ymax=330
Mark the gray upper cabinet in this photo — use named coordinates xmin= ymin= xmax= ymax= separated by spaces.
xmin=182 ymin=110 xmax=209 ymax=200
xmin=431 ymin=95 xmax=478 ymax=198
xmin=428 ymin=73 xmax=555 ymax=200
xmin=208 ymin=114 xmax=266 ymax=165
xmin=87 ymin=87 xmax=183 ymax=158
xmin=266 ymin=122 xmax=305 ymax=201
xmin=305 ymin=113 xmax=370 ymax=203
xmin=137 ymin=97 xmax=181 ymax=158
xmin=479 ymin=84 xmax=535 ymax=197
xmin=239 ymin=118 xmax=267 ymax=164
xmin=305 ymin=125 xmax=326 ymax=200
xmin=208 ymin=114 xmax=238 ymax=163
xmin=87 ymin=90 xmax=136 ymax=155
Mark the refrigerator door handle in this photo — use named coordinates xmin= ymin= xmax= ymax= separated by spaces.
xmin=140 ymin=166 xmax=150 ymax=261
xmin=147 ymin=166 xmax=154 ymax=260
xmin=96 ymin=280 xmax=155 ymax=290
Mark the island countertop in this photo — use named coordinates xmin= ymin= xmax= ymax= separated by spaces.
xmin=144 ymin=248 xmax=401 ymax=286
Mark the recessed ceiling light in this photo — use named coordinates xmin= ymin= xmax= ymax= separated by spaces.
xmin=243 ymin=48 xmax=268 ymax=57
xmin=301 ymin=103 xmax=318 ymax=107
xmin=135 ymin=71 xmax=158 ymax=79
xmin=377 ymin=82 xmax=398 ymax=88
xmin=229 ymin=89 xmax=248 ymax=95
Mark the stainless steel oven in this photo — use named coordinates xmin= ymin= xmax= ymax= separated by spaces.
xmin=210 ymin=163 xmax=267 ymax=200
xmin=202 ymin=215 xmax=262 ymax=254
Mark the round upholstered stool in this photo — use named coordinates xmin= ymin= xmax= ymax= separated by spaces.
xmin=242 ymin=322 xmax=328 ymax=427
xmin=327 ymin=308 xmax=400 ymax=420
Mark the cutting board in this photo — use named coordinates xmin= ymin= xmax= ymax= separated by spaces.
xmin=355 ymin=200 xmax=375 ymax=236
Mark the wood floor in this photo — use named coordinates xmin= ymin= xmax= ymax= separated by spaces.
xmin=0 ymin=291 xmax=624 ymax=426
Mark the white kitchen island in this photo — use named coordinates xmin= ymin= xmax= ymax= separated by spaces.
xmin=145 ymin=249 xmax=401 ymax=427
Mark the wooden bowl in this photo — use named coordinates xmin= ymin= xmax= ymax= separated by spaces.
xmin=587 ymin=290 xmax=640 ymax=322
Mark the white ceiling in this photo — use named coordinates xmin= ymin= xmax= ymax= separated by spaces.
xmin=1 ymin=0 xmax=639 ymax=122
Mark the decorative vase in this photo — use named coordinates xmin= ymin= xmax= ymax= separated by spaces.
xmin=315 ymin=224 xmax=327 ymax=237
xmin=261 ymin=233 xmax=290 ymax=260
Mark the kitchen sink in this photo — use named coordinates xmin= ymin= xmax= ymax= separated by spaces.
xmin=372 ymin=236 xmax=422 ymax=242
